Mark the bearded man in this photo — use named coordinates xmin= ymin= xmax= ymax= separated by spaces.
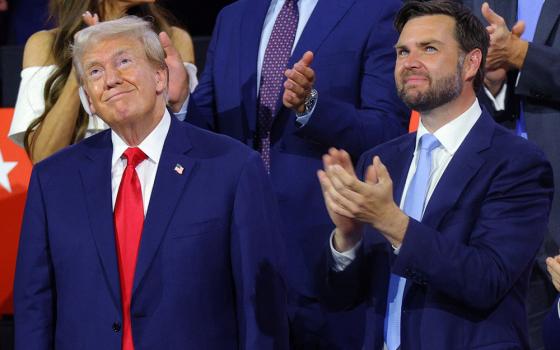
xmin=316 ymin=1 xmax=554 ymax=349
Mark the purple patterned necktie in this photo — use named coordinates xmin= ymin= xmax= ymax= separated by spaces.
xmin=257 ymin=0 xmax=299 ymax=173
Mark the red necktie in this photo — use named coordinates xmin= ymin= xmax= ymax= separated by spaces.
xmin=114 ymin=147 xmax=147 ymax=350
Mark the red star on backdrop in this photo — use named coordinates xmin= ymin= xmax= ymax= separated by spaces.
xmin=0 ymin=108 xmax=32 ymax=315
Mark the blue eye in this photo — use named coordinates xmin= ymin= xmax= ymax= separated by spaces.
xmin=119 ymin=57 xmax=132 ymax=66
xmin=425 ymin=46 xmax=437 ymax=53
xmin=397 ymin=49 xmax=409 ymax=57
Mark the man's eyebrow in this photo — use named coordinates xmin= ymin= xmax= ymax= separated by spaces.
xmin=394 ymin=39 xmax=445 ymax=50
xmin=83 ymin=49 xmax=131 ymax=70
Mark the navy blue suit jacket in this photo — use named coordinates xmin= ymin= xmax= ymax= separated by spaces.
xmin=14 ymin=117 xmax=288 ymax=349
xmin=322 ymin=109 xmax=553 ymax=349
xmin=543 ymin=295 xmax=560 ymax=349
xmin=187 ymin=0 xmax=408 ymax=346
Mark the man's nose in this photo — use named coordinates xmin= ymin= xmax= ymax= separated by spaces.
xmin=104 ymin=66 xmax=123 ymax=87
xmin=402 ymin=50 xmax=422 ymax=70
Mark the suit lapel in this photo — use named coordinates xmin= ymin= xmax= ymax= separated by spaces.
xmin=402 ymin=111 xmax=494 ymax=298
xmin=534 ymin=0 xmax=560 ymax=45
xmin=273 ymin=0 xmax=357 ymax=117
xmin=240 ymin=0 xmax=271 ymax=135
xmin=132 ymin=118 xmax=198 ymax=294
xmin=79 ymin=131 xmax=122 ymax=310
xmin=420 ymin=112 xmax=493 ymax=230
xmin=392 ymin=137 xmax=416 ymax=207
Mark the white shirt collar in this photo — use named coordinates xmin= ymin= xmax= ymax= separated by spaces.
xmin=111 ymin=108 xmax=171 ymax=167
xmin=415 ymin=99 xmax=482 ymax=155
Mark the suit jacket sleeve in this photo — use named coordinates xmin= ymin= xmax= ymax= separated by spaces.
xmin=393 ymin=146 xmax=553 ymax=310
xmin=294 ymin=0 xmax=409 ymax=159
xmin=186 ymin=11 xmax=222 ymax=130
xmin=230 ymin=151 xmax=289 ymax=349
xmin=14 ymin=167 xmax=55 ymax=350
xmin=516 ymin=43 xmax=560 ymax=103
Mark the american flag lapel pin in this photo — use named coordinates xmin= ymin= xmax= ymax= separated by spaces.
xmin=174 ymin=163 xmax=184 ymax=175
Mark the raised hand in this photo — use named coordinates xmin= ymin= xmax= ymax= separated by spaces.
xmin=481 ymin=2 xmax=528 ymax=71
xmin=159 ymin=31 xmax=189 ymax=112
xmin=283 ymin=51 xmax=315 ymax=114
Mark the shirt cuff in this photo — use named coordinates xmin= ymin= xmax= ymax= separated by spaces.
xmin=483 ymin=82 xmax=507 ymax=111
xmin=330 ymin=230 xmax=362 ymax=272
xmin=556 ymin=296 xmax=560 ymax=319
xmin=174 ymin=63 xmax=198 ymax=122
xmin=295 ymin=92 xmax=318 ymax=127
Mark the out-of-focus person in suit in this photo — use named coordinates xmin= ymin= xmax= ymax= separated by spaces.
xmin=544 ymin=255 xmax=560 ymax=349
xmin=8 ymin=0 xmax=197 ymax=164
xmin=461 ymin=1 xmax=560 ymax=348
xmin=317 ymin=1 xmax=553 ymax=349
xmin=14 ymin=16 xmax=288 ymax=350
xmin=186 ymin=0 xmax=409 ymax=347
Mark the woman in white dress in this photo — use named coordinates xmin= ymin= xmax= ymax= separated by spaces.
xmin=9 ymin=0 xmax=197 ymax=163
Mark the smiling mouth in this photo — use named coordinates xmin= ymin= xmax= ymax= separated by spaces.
xmin=105 ymin=90 xmax=133 ymax=102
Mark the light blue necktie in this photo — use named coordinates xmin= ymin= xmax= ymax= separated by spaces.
xmin=516 ymin=0 xmax=545 ymax=139
xmin=384 ymin=133 xmax=440 ymax=350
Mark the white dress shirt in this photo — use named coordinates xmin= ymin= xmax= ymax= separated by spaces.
xmin=331 ymin=100 xmax=483 ymax=270
xmin=111 ymin=108 xmax=170 ymax=215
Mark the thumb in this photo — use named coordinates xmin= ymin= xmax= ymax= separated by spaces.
xmin=481 ymin=2 xmax=504 ymax=26
xmin=159 ymin=32 xmax=176 ymax=56
xmin=512 ymin=20 xmax=525 ymax=37
xmin=300 ymin=51 xmax=314 ymax=67
xmin=365 ymin=163 xmax=378 ymax=185
xmin=373 ymin=156 xmax=390 ymax=183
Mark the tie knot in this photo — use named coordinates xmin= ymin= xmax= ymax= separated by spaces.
xmin=122 ymin=147 xmax=147 ymax=168
xmin=418 ymin=134 xmax=440 ymax=153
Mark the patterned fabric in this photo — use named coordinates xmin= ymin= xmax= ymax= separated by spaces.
xmin=257 ymin=0 xmax=299 ymax=172
xmin=114 ymin=147 xmax=147 ymax=350
xmin=384 ymin=134 xmax=440 ymax=350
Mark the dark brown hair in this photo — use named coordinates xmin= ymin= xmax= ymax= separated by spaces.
xmin=394 ymin=0 xmax=489 ymax=91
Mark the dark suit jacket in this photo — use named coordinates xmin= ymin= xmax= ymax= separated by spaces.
xmin=466 ymin=0 xmax=560 ymax=273
xmin=322 ymin=109 xmax=553 ymax=349
xmin=14 ymin=116 xmax=288 ymax=349
xmin=543 ymin=295 xmax=560 ymax=349
xmin=187 ymin=0 xmax=408 ymax=346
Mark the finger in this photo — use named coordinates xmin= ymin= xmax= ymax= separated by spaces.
xmin=298 ymin=51 xmax=314 ymax=67
xmin=284 ymin=78 xmax=307 ymax=98
xmin=481 ymin=2 xmax=505 ymax=26
xmin=82 ymin=11 xmax=98 ymax=26
xmin=365 ymin=164 xmax=378 ymax=185
xmin=328 ymin=164 xmax=360 ymax=190
xmin=285 ymin=67 xmax=314 ymax=88
xmin=336 ymin=150 xmax=356 ymax=177
xmin=373 ymin=156 xmax=391 ymax=184
xmin=511 ymin=20 xmax=525 ymax=37
xmin=159 ymin=32 xmax=180 ymax=60
xmin=283 ymin=90 xmax=301 ymax=107
xmin=486 ymin=25 xmax=495 ymax=35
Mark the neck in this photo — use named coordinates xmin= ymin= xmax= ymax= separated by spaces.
xmin=419 ymin=90 xmax=477 ymax=133
xmin=113 ymin=99 xmax=166 ymax=147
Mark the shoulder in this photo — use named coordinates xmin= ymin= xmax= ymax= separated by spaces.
xmin=169 ymin=26 xmax=194 ymax=63
xmin=182 ymin=121 xmax=254 ymax=159
xmin=22 ymin=29 xmax=57 ymax=68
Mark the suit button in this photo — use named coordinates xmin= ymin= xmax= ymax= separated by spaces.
xmin=112 ymin=322 xmax=121 ymax=332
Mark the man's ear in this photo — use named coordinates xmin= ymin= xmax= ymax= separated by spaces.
xmin=155 ymin=67 xmax=167 ymax=94
xmin=79 ymin=86 xmax=96 ymax=115
xmin=463 ymin=48 xmax=483 ymax=82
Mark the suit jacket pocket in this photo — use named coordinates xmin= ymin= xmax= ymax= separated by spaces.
xmin=170 ymin=219 xmax=225 ymax=239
